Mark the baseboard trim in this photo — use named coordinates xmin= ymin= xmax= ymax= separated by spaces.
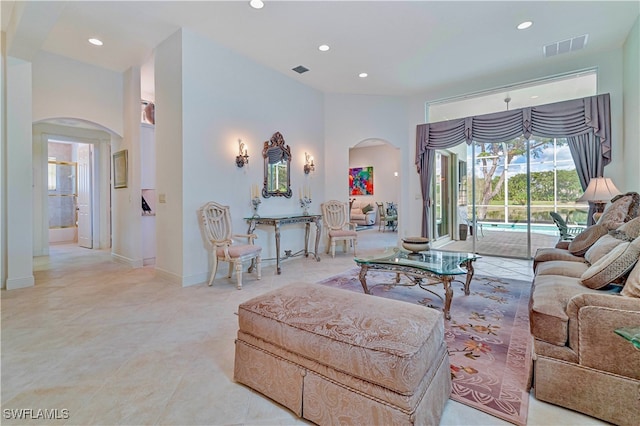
xmin=154 ymin=267 xmax=207 ymax=287
xmin=111 ymin=252 xmax=143 ymax=268
xmin=6 ymin=275 xmax=35 ymax=290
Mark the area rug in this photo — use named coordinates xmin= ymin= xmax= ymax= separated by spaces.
xmin=316 ymin=268 xmax=532 ymax=426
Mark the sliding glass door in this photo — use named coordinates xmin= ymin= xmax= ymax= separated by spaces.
xmin=433 ymin=152 xmax=451 ymax=242
xmin=461 ymin=137 xmax=584 ymax=258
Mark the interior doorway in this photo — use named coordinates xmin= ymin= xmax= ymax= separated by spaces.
xmin=349 ymin=139 xmax=401 ymax=238
xmin=47 ymin=140 xmax=94 ymax=248
xmin=33 ymin=120 xmax=114 ymax=257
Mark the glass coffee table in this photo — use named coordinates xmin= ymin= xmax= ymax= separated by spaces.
xmin=354 ymin=248 xmax=481 ymax=320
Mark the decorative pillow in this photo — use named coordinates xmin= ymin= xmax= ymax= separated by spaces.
xmin=581 ymin=239 xmax=640 ymax=289
xmin=597 ymin=192 xmax=640 ymax=230
xmin=584 ymin=234 xmax=625 ymax=264
xmin=568 ymin=224 xmax=608 ymax=256
xmin=613 ymin=216 xmax=640 ymax=240
xmin=361 ymin=204 xmax=373 ymax=214
xmin=621 ymin=256 xmax=640 ymax=298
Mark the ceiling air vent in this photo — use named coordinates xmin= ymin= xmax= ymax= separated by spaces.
xmin=292 ymin=65 xmax=309 ymax=74
xmin=544 ymin=34 xmax=588 ymax=58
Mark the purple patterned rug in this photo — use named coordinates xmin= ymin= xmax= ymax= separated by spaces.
xmin=317 ymin=268 xmax=532 ymax=426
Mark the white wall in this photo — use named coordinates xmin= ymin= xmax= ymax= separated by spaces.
xmin=324 ymin=94 xmax=411 ymax=240
xmin=154 ymin=29 xmax=326 ymax=286
xmin=623 ymin=17 xmax=639 ymax=193
xmin=5 ymin=57 xmax=33 ymax=289
xmin=32 ymin=52 xmax=123 ymax=136
xmin=154 ymin=30 xmax=185 ymax=283
xmin=349 ymin=144 xmax=401 ymax=215
xmin=110 ymin=67 xmax=143 ymax=267
xmin=1 ymin=32 xmax=7 ymax=289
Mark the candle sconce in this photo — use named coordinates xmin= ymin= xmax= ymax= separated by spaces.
xmin=235 ymin=139 xmax=249 ymax=168
xmin=303 ymin=152 xmax=315 ymax=174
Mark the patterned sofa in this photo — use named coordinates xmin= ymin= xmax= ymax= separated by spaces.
xmin=529 ymin=192 xmax=640 ymax=425
xmin=350 ymin=200 xmax=377 ymax=226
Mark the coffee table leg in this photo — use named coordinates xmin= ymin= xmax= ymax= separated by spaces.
xmin=358 ymin=266 xmax=371 ymax=294
xmin=463 ymin=260 xmax=475 ymax=296
xmin=442 ymin=276 xmax=453 ymax=320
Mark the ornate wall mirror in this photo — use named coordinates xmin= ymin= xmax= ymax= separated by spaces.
xmin=262 ymin=132 xmax=292 ymax=198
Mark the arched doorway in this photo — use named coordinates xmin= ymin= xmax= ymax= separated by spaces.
xmin=349 ymin=138 xmax=401 ymax=247
xmin=33 ymin=118 xmax=119 ymax=256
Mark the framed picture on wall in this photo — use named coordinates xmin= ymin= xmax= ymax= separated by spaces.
xmin=113 ymin=149 xmax=128 ymax=189
xmin=349 ymin=166 xmax=373 ymax=195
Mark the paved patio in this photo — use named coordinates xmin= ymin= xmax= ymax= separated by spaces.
xmin=438 ymin=229 xmax=559 ymax=259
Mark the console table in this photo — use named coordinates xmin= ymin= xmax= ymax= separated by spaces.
xmin=245 ymin=214 xmax=322 ymax=275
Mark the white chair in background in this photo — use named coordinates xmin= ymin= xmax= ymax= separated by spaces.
xmin=321 ymin=200 xmax=358 ymax=258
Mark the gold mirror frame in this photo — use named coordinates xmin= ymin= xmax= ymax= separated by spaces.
xmin=262 ymin=132 xmax=292 ymax=198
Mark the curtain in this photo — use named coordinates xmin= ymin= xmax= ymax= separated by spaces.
xmin=568 ymin=133 xmax=604 ymax=225
xmin=415 ymin=93 xmax=611 ymax=237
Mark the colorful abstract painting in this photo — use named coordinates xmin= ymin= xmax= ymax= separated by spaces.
xmin=349 ymin=166 xmax=373 ymax=195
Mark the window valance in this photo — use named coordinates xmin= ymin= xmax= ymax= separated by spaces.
xmin=415 ymin=93 xmax=611 ymax=172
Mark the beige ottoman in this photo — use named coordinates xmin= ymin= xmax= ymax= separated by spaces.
xmin=234 ymin=283 xmax=451 ymax=425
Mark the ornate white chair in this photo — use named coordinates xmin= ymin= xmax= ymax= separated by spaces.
xmin=200 ymin=201 xmax=261 ymax=289
xmin=321 ymin=200 xmax=357 ymax=258
xmin=376 ymin=202 xmax=398 ymax=232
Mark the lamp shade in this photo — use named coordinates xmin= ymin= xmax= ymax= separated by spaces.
xmin=576 ymin=177 xmax=621 ymax=203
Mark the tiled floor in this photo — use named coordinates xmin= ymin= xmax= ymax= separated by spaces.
xmin=1 ymin=229 xmax=606 ymax=425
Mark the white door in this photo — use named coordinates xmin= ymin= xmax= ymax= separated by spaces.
xmin=77 ymin=144 xmax=93 ymax=248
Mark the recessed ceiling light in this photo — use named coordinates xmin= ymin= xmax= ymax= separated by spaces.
xmin=517 ymin=21 xmax=533 ymax=30
xmin=359 ymin=73 xmax=368 ymax=78
xmin=318 ymin=44 xmax=330 ymax=52
xmin=249 ymin=0 xmax=264 ymax=9
xmin=88 ymin=38 xmax=103 ymax=46
xmin=531 ymin=95 xmax=539 ymax=99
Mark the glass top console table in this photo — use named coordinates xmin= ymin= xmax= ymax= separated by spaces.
xmin=245 ymin=214 xmax=322 ymax=275
xmin=354 ymin=248 xmax=480 ymax=320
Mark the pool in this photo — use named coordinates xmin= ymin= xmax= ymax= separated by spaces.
xmin=479 ymin=222 xmax=562 ymax=236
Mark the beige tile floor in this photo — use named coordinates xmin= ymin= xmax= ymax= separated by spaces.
xmin=1 ymin=229 xmax=606 ymax=425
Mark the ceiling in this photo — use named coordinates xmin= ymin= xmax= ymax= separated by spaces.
xmin=2 ymin=1 xmax=639 ymax=97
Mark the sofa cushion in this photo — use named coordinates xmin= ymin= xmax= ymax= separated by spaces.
xmin=581 ymin=239 xmax=640 ymax=289
xmin=584 ymin=234 xmax=625 ymax=264
xmin=529 ymin=275 xmax=602 ymax=346
xmin=621 ymin=259 xmax=640 ymax=298
xmin=535 ymin=260 xmax=590 ymax=278
xmin=596 ymin=192 xmax=640 ymax=230
xmin=361 ymin=203 xmax=373 ymax=214
xmin=567 ymin=224 xmax=608 ymax=256
xmin=534 ymin=247 xmax=585 ymax=265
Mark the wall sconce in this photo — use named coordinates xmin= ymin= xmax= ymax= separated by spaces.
xmin=235 ymin=139 xmax=249 ymax=168
xmin=304 ymin=152 xmax=315 ymax=174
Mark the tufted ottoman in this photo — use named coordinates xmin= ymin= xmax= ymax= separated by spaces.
xmin=234 ymin=283 xmax=451 ymax=425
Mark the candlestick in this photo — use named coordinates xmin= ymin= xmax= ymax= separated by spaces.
xmin=251 ymin=195 xmax=261 ymax=218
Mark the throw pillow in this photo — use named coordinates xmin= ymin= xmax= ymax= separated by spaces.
xmin=614 ymin=216 xmax=640 ymax=240
xmin=621 ymin=255 xmax=640 ymax=298
xmin=361 ymin=204 xmax=373 ymax=214
xmin=584 ymin=234 xmax=625 ymax=265
xmin=597 ymin=192 xmax=640 ymax=230
xmin=568 ymin=224 xmax=608 ymax=256
xmin=581 ymin=239 xmax=640 ymax=289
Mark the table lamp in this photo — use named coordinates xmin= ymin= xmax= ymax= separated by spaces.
xmin=576 ymin=177 xmax=622 ymax=213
